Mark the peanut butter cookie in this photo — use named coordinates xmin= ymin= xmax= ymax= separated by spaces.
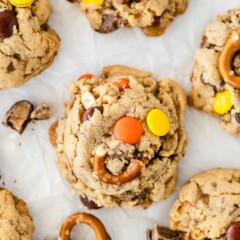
xmin=69 ymin=0 xmax=188 ymax=36
xmin=0 ymin=188 xmax=34 ymax=239
xmin=188 ymin=9 xmax=240 ymax=135
xmin=0 ymin=0 xmax=60 ymax=89
xmin=170 ymin=168 xmax=240 ymax=240
xmin=50 ymin=65 xmax=187 ymax=208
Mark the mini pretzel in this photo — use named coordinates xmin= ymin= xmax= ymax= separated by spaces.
xmin=218 ymin=28 xmax=240 ymax=89
xmin=59 ymin=212 xmax=111 ymax=240
xmin=93 ymin=145 xmax=142 ymax=185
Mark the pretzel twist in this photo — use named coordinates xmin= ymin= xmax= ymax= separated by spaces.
xmin=93 ymin=145 xmax=142 ymax=185
xmin=218 ymin=28 xmax=240 ymax=88
xmin=59 ymin=213 xmax=111 ymax=240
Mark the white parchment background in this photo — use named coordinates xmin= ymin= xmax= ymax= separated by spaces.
xmin=0 ymin=0 xmax=240 ymax=239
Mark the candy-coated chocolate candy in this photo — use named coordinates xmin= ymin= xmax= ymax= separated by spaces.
xmin=78 ymin=74 xmax=94 ymax=81
xmin=82 ymin=0 xmax=104 ymax=5
xmin=213 ymin=90 xmax=233 ymax=115
xmin=112 ymin=78 xmax=130 ymax=91
xmin=81 ymin=106 xmax=103 ymax=123
xmin=114 ymin=116 xmax=143 ymax=144
xmin=9 ymin=0 xmax=34 ymax=7
xmin=226 ymin=222 xmax=240 ymax=240
xmin=0 ymin=11 xmax=18 ymax=39
xmin=146 ymin=109 xmax=170 ymax=137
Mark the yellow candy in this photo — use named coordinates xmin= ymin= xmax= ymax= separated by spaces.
xmin=146 ymin=109 xmax=170 ymax=137
xmin=82 ymin=0 xmax=104 ymax=5
xmin=9 ymin=0 xmax=34 ymax=7
xmin=213 ymin=90 xmax=233 ymax=115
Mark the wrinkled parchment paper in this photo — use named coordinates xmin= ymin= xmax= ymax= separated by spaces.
xmin=0 ymin=0 xmax=240 ymax=239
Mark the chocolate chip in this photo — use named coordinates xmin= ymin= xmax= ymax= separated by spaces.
xmin=226 ymin=222 xmax=240 ymax=240
xmin=0 ymin=11 xmax=18 ymax=39
xmin=6 ymin=62 xmax=15 ymax=73
xmin=2 ymin=100 xmax=33 ymax=134
xmin=81 ymin=106 xmax=103 ymax=123
xmin=80 ymin=196 xmax=102 ymax=210
xmin=235 ymin=112 xmax=240 ymax=124
xmin=98 ymin=14 xmax=118 ymax=34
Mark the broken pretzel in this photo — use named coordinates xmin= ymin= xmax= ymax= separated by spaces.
xmin=93 ymin=145 xmax=142 ymax=185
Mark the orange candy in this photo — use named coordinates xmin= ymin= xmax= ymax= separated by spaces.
xmin=78 ymin=74 xmax=94 ymax=81
xmin=114 ymin=116 xmax=143 ymax=144
xmin=112 ymin=78 xmax=130 ymax=91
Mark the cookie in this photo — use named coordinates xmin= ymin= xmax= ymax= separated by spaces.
xmin=170 ymin=168 xmax=240 ymax=240
xmin=0 ymin=188 xmax=34 ymax=239
xmin=71 ymin=0 xmax=188 ymax=36
xmin=188 ymin=9 xmax=240 ymax=135
xmin=51 ymin=65 xmax=187 ymax=208
xmin=0 ymin=0 xmax=60 ymax=89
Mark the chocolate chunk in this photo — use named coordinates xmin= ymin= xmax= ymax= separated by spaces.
xmin=81 ymin=106 xmax=103 ymax=123
xmin=147 ymin=225 xmax=182 ymax=240
xmin=226 ymin=222 xmax=240 ymax=240
xmin=2 ymin=101 xmax=33 ymax=134
xmin=98 ymin=14 xmax=118 ymax=34
xmin=6 ymin=62 xmax=15 ymax=73
xmin=30 ymin=103 xmax=51 ymax=120
xmin=0 ymin=11 xmax=18 ymax=39
xmin=80 ymin=196 xmax=102 ymax=210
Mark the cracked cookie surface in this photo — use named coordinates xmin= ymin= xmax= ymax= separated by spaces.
xmin=0 ymin=188 xmax=34 ymax=239
xmin=170 ymin=168 xmax=240 ymax=240
xmin=188 ymin=9 xmax=240 ymax=135
xmin=76 ymin=0 xmax=188 ymax=36
xmin=52 ymin=65 xmax=187 ymax=208
xmin=0 ymin=0 xmax=60 ymax=89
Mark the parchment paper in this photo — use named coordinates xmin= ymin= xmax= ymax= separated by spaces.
xmin=0 ymin=0 xmax=240 ymax=239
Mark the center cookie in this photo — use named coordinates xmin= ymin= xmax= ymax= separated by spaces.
xmin=51 ymin=65 xmax=187 ymax=208
xmin=70 ymin=0 xmax=188 ymax=36
xmin=0 ymin=0 xmax=60 ymax=89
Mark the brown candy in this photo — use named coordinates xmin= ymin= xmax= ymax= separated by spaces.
xmin=2 ymin=100 xmax=33 ymax=134
xmin=80 ymin=196 xmax=102 ymax=210
xmin=226 ymin=222 xmax=240 ymax=240
xmin=0 ymin=11 xmax=18 ymax=39
xmin=81 ymin=106 xmax=103 ymax=123
xmin=235 ymin=112 xmax=240 ymax=124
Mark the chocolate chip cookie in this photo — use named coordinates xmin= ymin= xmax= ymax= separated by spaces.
xmin=170 ymin=168 xmax=240 ymax=240
xmin=71 ymin=0 xmax=188 ymax=36
xmin=50 ymin=65 xmax=187 ymax=208
xmin=0 ymin=188 xmax=34 ymax=239
xmin=0 ymin=0 xmax=60 ymax=89
xmin=188 ymin=9 xmax=240 ymax=135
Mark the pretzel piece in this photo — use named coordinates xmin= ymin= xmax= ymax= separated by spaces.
xmin=93 ymin=145 xmax=142 ymax=185
xmin=218 ymin=28 xmax=240 ymax=88
xmin=59 ymin=213 xmax=111 ymax=240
